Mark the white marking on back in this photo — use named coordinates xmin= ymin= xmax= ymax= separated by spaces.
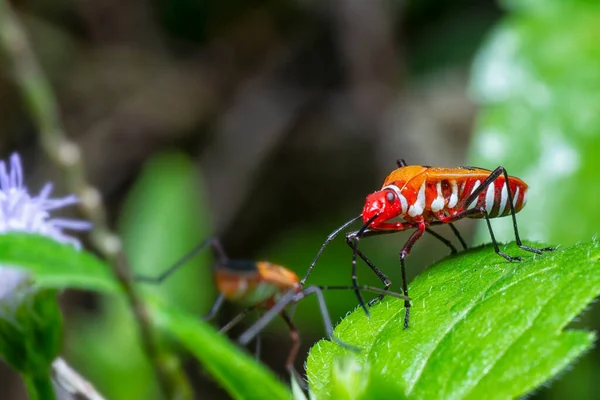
xmin=485 ymin=183 xmax=495 ymax=212
xmin=383 ymin=185 xmax=408 ymax=214
xmin=522 ymin=188 xmax=528 ymax=207
xmin=448 ymin=180 xmax=458 ymax=208
xmin=235 ymin=279 xmax=248 ymax=298
xmin=497 ymin=182 xmax=508 ymax=216
xmin=246 ymin=281 xmax=276 ymax=303
xmin=408 ymin=181 xmax=426 ymax=217
xmin=431 ymin=182 xmax=445 ymax=212
xmin=512 ymin=186 xmax=520 ymax=208
xmin=467 ymin=180 xmax=481 ymax=209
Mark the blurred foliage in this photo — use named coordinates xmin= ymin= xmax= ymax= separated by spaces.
xmin=0 ymin=232 xmax=287 ymax=399
xmin=0 ymin=234 xmax=117 ymax=292
xmin=307 ymin=240 xmax=600 ymax=399
xmin=67 ymin=152 xmax=214 ymax=400
xmin=469 ymin=2 xmax=600 ymax=246
xmin=151 ymin=299 xmax=290 ymax=400
xmin=469 ymin=2 xmax=600 ymax=399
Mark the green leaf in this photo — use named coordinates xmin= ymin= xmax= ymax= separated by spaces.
xmin=150 ymin=299 xmax=291 ymax=400
xmin=0 ymin=233 xmax=117 ymax=292
xmin=307 ymin=240 xmax=600 ymax=399
xmin=469 ymin=3 xmax=600 ymax=247
xmin=0 ymin=289 xmax=62 ymax=376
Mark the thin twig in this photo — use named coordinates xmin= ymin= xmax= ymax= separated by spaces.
xmin=0 ymin=2 xmax=178 ymax=398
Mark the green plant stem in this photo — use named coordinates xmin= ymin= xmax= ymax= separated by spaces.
xmin=0 ymin=2 xmax=187 ymax=398
xmin=23 ymin=374 xmax=56 ymax=400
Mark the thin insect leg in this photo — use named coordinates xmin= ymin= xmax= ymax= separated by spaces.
xmin=254 ymin=311 xmax=262 ymax=361
xmin=316 ymin=284 xmax=409 ymax=301
xmin=348 ymin=215 xmax=379 ymax=317
xmin=496 ymin=167 xmax=554 ymax=254
xmin=459 ymin=166 xmax=504 ymax=208
xmin=238 ymin=291 xmax=296 ymax=346
xmin=219 ymin=305 xmax=256 ymax=333
xmin=300 ymin=286 xmax=360 ymax=353
xmin=134 ymin=237 xmax=225 ymax=283
xmin=300 ymin=215 xmax=362 ymax=286
xmin=399 ymin=223 xmax=426 ymax=329
xmin=425 ymin=227 xmax=458 ymax=254
xmin=397 ymin=159 xmax=408 ymax=168
xmin=280 ymin=311 xmax=306 ymax=389
xmin=449 ymin=223 xmax=468 ymax=251
xmin=345 ymin=233 xmax=391 ymax=307
xmin=441 ymin=207 xmax=520 ymax=262
xmin=459 ymin=166 xmax=552 ymax=256
xmin=351 ymin=234 xmax=369 ymax=316
xmin=202 ymin=294 xmax=226 ymax=321
xmin=345 ymin=236 xmax=391 ymax=287
xmin=345 ymin=225 xmax=458 ymax=306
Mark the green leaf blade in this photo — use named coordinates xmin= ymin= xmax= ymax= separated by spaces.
xmin=307 ymin=240 xmax=600 ymax=399
xmin=0 ymin=233 xmax=117 ymax=293
xmin=150 ymin=300 xmax=291 ymax=400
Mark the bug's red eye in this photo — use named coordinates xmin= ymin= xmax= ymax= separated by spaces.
xmin=386 ymin=191 xmax=396 ymax=203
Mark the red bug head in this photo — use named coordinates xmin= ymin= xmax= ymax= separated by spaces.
xmin=362 ymin=186 xmax=407 ymax=226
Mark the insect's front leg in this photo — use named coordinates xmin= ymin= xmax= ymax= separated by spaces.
xmin=345 ymin=231 xmax=392 ymax=308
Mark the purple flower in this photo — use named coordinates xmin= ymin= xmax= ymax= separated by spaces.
xmin=0 ymin=153 xmax=90 ymax=308
xmin=0 ymin=153 xmax=90 ymax=246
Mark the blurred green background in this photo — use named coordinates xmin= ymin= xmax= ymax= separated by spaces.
xmin=0 ymin=0 xmax=598 ymax=399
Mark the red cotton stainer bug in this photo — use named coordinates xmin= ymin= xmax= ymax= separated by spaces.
xmin=135 ymin=237 xmax=409 ymax=384
xmin=301 ymin=159 xmax=554 ymax=329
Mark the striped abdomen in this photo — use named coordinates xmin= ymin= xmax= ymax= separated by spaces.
xmin=456 ymin=176 xmax=527 ymax=218
xmin=380 ymin=173 xmax=528 ymax=222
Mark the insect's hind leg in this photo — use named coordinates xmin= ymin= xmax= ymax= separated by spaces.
xmin=495 ymin=166 xmax=554 ymax=255
xmin=457 ymin=166 xmax=553 ymax=258
xmin=425 ymin=227 xmax=458 ymax=254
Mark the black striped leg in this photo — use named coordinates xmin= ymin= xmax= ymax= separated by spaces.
xmin=300 ymin=215 xmax=362 ymax=287
xmin=458 ymin=166 xmax=553 ymax=255
xmin=134 ymin=236 xmax=227 ymax=283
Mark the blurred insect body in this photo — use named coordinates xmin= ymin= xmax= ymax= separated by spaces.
xmin=302 ymin=159 xmax=553 ymax=328
xmin=135 ymin=237 xmax=409 ymax=383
